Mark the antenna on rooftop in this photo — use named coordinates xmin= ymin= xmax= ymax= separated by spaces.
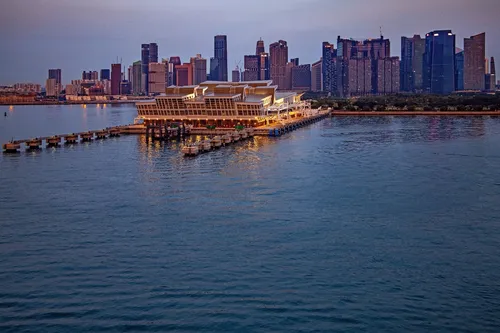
xmin=380 ymin=26 xmax=383 ymax=39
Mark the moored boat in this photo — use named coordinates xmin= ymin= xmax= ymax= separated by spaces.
xmin=247 ymin=128 xmax=255 ymax=137
xmin=65 ymin=134 xmax=78 ymax=144
xmin=240 ymin=130 xmax=248 ymax=139
xmin=26 ymin=138 xmax=42 ymax=149
xmin=211 ymin=136 xmax=222 ymax=148
xmin=47 ymin=136 xmax=61 ymax=146
xmin=231 ymin=131 xmax=241 ymax=142
xmin=81 ymin=132 xmax=93 ymax=141
xmin=182 ymin=142 xmax=200 ymax=156
xmin=2 ymin=142 xmax=21 ymax=153
xmin=109 ymin=128 xmax=121 ymax=137
xmin=222 ymin=134 xmax=232 ymax=145
xmin=200 ymin=139 xmax=212 ymax=152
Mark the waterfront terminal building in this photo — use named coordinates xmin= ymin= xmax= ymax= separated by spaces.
xmin=136 ymin=80 xmax=307 ymax=127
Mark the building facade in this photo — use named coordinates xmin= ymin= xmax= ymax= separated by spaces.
xmin=269 ymin=40 xmax=288 ymax=90
xmin=111 ymin=63 xmax=121 ymax=95
xmin=176 ymin=64 xmax=193 ymax=86
xmin=211 ymin=35 xmax=228 ymax=81
xmin=45 ymin=78 xmax=58 ymax=97
xmin=322 ymin=42 xmax=337 ymax=94
xmin=232 ymin=69 xmax=241 ymax=82
xmin=100 ymin=69 xmax=110 ymax=81
xmin=423 ymin=30 xmax=456 ymax=94
xmin=141 ymin=43 xmax=158 ymax=94
xmin=48 ymin=69 xmax=62 ymax=85
xmin=191 ymin=54 xmax=207 ymax=85
xmin=400 ymin=35 xmax=425 ymax=92
xmin=455 ymin=49 xmax=464 ymax=91
xmin=311 ymin=60 xmax=322 ymax=92
xmin=464 ymin=32 xmax=486 ymax=91
xmin=243 ymin=55 xmax=259 ymax=81
xmin=375 ymin=57 xmax=400 ymax=94
xmin=131 ymin=61 xmax=142 ymax=95
xmin=148 ymin=62 xmax=166 ymax=94
xmin=258 ymin=53 xmax=270 ymax=80
xmin=292 ymin=64 xmax=311 ymax=91
xmin=256 ymin=39 xmax=265 ymax=55
xmin=136 ymin=80 xmax=305 ymax=128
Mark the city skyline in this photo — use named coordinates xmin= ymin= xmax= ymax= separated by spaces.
xmin=1 ymin=0 xmax=498 ymax=85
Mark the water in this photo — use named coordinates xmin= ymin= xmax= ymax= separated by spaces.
xmin=1 ymin=105 xmax=500 ymax=332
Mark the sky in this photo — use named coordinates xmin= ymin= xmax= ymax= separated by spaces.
xmin=0 ymin=0 xmax=499 ymax=85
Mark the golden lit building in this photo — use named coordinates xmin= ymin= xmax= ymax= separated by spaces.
xmin=136 ymin=80 xmax=306 ymax=127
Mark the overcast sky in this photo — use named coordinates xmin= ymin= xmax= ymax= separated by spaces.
xmin=0 ymin=0 xmax=498 ymax=85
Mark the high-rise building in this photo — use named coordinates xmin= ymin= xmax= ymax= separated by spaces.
xmin=269 ymin=40 xmax=288 ymax=89
xmin=243 ymin=55 xmax=259 ymax=81
xmin=486 ymin=57 xmax=496 ymax=91
xmin=176 ymin=63 xmax=193 ymax=86
xmin=322 ymin=42 xmax=337 ymax=94
xmin=285 ymin=62 xmax=295 ymax=90
xmin=292 ymin=64 xmax=311 ymax=91
xmin=100 ymin=69 xmax=110 ymax=81
xmin=131 ymin=61 xmax=142 ymax=95
xmin=82 ymin=71 xmax=91 ymax=80
xmin=337 ymin=36 xmax=391 ymax=96
xmin=400 ymin=35 xmax=425 ymax=92
xmin=290 ymin=58 xmax=299 ymax=66
xmin=149 ymin=43 xmax=158 ymax=63
xmin=258 ymin=53 xmax=270 ymax=80
xmin=48 ymin=69 xmax=62 ymax=85
xmin=190 ymin=54 xmax=207 ymax=85
xmin=256 ymin=38 xmax=265 ymax=55
xmin=423 ymin=30 xmax=456 ymax=94
xmin=212 ymin=35 xmax=228 ymax=81
xmin=120 ymin=81 xmax=131 ymax=95
xmin=169 ymin=56 xmax=182 ymax=85
xmin=90 ymin=71 xmax=99 ymax=81
xmin=232 ymin=68 xmax=241 ymax=82
xmin=45 ymin=78 xmax=58 ymax=97
xmin=111 ymin=63 xmax=121 ymax=95
xmin=375 ymin=57 xmax=400 ymax=94
xmin=141 ymin=43 xmax=159 ymax=94
xmin=148 ymin=62 xmax=166 ymax=94
xmin=311 ymin=59 xmax=322 ymax=92
xmin=464 ymin=32 xmax=486 ymax=90
xmin=455 ymin=49 xmax=465 ymax=91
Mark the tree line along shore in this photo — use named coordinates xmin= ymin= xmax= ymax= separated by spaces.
xmin=307 ymin=93 xmax=500 ymax=112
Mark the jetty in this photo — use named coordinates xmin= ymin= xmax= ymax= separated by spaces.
xmin=181 ymin=128 xmax=255 ymax=157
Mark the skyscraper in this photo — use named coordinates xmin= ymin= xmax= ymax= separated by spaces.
xmin=455 ymin=49 xmax=465 ymax=91
xmin=243 ymin=55 xmax=259 ymax=81
xmin=212 ymin=35 xmax=228 ymax=81
xmin=232 ymin=68 xmax=241 ymax=82
xmin=423 ymin=30 xmax=456 ymax=94
xmin=375 ymin=57 xmax=400 ymax=95
xmin=176 ymin=63 xmax=193 ymax=86
xmin=148 ymin=62 xmax=166 ymax=94
xmin=111 ymin=63 xmax=121 ymax=95
xmin=290 ymin=58 xmax=299 ymax=66
xmin=141 ymin=43 xmax=159 ymax=94
xmin=48 ymin=69 xmax=62 ymax=85
xmin=291 ymin=64 xmax=311 ymax=91
xmin=311 ymin=59 xmax=323 ymax=92
xmin=258 ymin=53 xmax=270 ymax=80
xmin=269 ymin=40 xmax=288 ymax=89
xmin=190 ymin=54 xmax=207 ymax=85
xmin=400 ymin=35 xmax=425 ymax=92
xmin=100 ymin=69 xmax=110 ymax=81
xmin=256 ymin=39 xmax=265 ymax=56
xmin=131 ymin=61 xmax=142 ymax=95
xmin=322 ymin=42 xmax=337 ymax=94
xmin=169 ymin=56 xmax=182 ymax=85
xmin=464 ymin=32 xmax=486 ymax=90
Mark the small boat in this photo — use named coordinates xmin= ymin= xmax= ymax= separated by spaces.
xmin=109 ymin=128 xmax=121 ymax=137
xmin=65 ymin=134 xmax=78 ymax=144
xmin=231 ymin=131 xmax=241 ymax=142
xmin=240 ymin=130 xmax=248 ymax=139
xmin=247 ymin=128 xmax=255 ymax=137
xmin=26 ymin=138 xmax=42 ymax=149
xmin=211 ymin=136 xmax=222 ymax=148
xmin=81 ymin=132 xmax=93 ymax=141
xmin=200 ymin=139 xmax=212 ymax=152
xmin=3 ymin=142 xmax=20 ymax=153
xmin=96 ymin=130 xmax=109 ymax=139
xmin=182 ymin=142 xmax=199 ymax=156
xmin=222 ymin=134 xmax=232 ymax=145
xmin=47 ymin=136 xmax=61 ymax=146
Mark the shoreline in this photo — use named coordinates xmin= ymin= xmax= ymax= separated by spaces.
xmin=331 ymin=110 xmax=500 ymax=116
